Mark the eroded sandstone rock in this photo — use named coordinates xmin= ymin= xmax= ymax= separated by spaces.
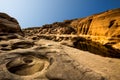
xmin=70 ymin=8 xmax=120 ymax=37
xmin=23 ymin=8 xmax=120 ymax=50
xmin=0 ymin=39 xmax=109 ymax=80
xmin=0 ymin=13 xmax=24 ymax=36
xmin=0 ymin=10 xmax=120 ymax=80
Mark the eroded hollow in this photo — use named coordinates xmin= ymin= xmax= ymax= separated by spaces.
xmin=11 ymin=41 xmax=34 ymax=49
xmin=23 ymin=57 xmax=33 ymax=64
xmin=73 ymin=37 xmax=120 ymax=58
xmin=6 ymin=55 xmax=49 ymax=76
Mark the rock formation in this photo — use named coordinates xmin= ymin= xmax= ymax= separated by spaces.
xmin=0 ymin=9 xmax=120 ymax=80
xmin=71 ymin=8 xmax=120 ymax=37
xmin=23 ymin=8 xmax=120 ymax=50
xmin=0 ymin=13 xmax=24 ymax=36
xmin=1 ymin=38 xmax=111 ymax=80
xmin=70 ymin=8 xmax=120 ymax=48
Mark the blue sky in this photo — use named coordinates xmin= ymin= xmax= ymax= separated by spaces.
xmin=0 ymin=0 xmax=120 ymax=28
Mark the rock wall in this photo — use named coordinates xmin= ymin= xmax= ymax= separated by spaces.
xmin=24 ymin=8 xmax=120 ymax=38
xmin=23 ymin=20 xmax=76 ymax=36
xmin=23 ymin=8 xmax=120 ymax=50
xmin=70 ymin=8 xmax=120 ymax=37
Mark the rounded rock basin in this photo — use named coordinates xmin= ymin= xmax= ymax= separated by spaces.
xmin=6 ymin=55 xmax=49 ymax=76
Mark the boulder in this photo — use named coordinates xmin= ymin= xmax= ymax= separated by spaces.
xmin=0 ymin=13 xmax=23 ymax=36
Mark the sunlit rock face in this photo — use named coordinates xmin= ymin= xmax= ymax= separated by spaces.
xmin=0 ymin=39 xmax=108 ymax=80
xmin=70 ymin=8 xmax=120 ymax=37
xmin=70 ymin=8 xmax=120 ymax=50
xmin=0 ymin=13 xmax=24 ymax=36
xmin=23 ymin=8 xmax=120 ymax=50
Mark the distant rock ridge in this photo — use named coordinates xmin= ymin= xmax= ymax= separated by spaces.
xmin=24 ymin=8 xmax=120 ymax=37
xmin=23 ymin=8 xmax=120 ymax=50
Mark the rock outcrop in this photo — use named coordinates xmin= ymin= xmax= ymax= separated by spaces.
xmin=0 ymin=39 xmax=109 ymax=80
xmin=0 ymin=38 xmax=120 ymax=80
xmin=0 ymin=13 xmax=24 ymax=36
xmin=70 ymin=8 xmax=120 ymax=47
xmin=23 ymin=20 xmax=76 ymax=37
xmin=23 ymin=8 xmax=120 ymax=37
xmin=0 ymin=12 xmax=107 ymax=80
xmin=23 ymin=8 xmax=120 ymax=50
xmin=0 ymin=9 xmax=120 ymax=80
xmin=71 ymin=8 xmax=120 ymax=37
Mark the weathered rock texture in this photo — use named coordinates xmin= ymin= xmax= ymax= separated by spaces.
xmin=23 ymin=8 xmax=120 ymax=50
xmin=0 ymin=9 xmax=120 ymax=80
xmin=23 ymin=8 xmax=120 ymax=37
xmin=0 ymin=13 xmax=23 ymax=36
xmin=0 ymin=38 xmax=120 ymax=80
xmin=70 ymin=8 xmax=120 ymax=47
xmin=0 ymin=39 xmax=107 ymax=80
xmin=24 ymin=20 xmax=76 ymax=36
xmin=71 ymin=8 xmax=120 ymax=37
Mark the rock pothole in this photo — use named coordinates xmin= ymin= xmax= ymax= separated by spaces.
xmin=11 ymin=41 xmax=34 ymax=49
xmin=6 ymin=55 xmax=50 ymax=76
